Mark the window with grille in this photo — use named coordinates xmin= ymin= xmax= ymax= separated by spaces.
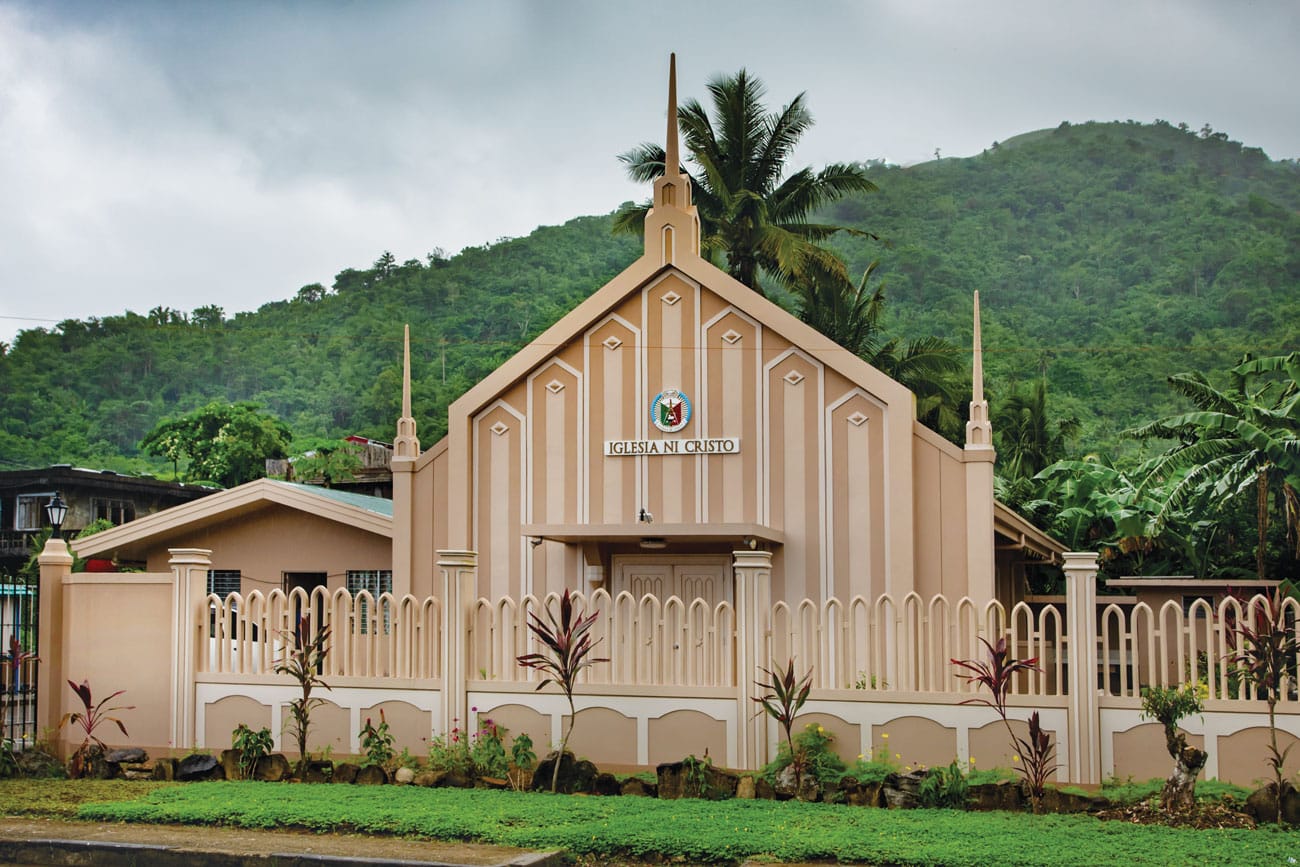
xmin=92 ymin=498 xmax=136 ymax=525
xmin=346 ymin=570 xmax=392 ymax=634
xmin=14 ymin=494 xmax=54 ymax=531
xmin=207 ymin=570 xmax=242 ymax=599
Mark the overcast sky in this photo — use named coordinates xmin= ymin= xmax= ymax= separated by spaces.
xmin=2 ymin=0 xmax=1297 ymax=346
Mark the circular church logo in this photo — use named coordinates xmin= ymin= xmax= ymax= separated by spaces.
xmin=650 ymin=388 xmax=691 ymax=433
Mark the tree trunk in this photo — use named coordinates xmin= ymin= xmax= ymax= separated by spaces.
xmin=1161 ymin=727 xmax=1207 ymax=813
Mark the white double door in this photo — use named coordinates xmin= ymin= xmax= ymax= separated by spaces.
xmin=610 ymin=555 xmax=732 ymax=608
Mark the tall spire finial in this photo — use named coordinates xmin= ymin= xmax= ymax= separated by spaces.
xmin=965 ymin=291 xmax=992 ymax=449
xmin=665 ymin=52 xmax=680 ymax=181
xmin=394 ymin=324 xmax=420 ymax=457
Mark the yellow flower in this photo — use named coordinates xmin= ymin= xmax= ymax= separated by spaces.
xmin=969 ymin=757 xmax=976 ymax=764
xmin=895 ymin=753 xmax=901 ymax=759
xmin=857 ymin=753 xmax=864 ymax=760
xmin=1012 ymin=755 xmax=1019 ymax=762
xmin=817 ymin=725 xmax=825 ymax=734
xmin=881 ymin=733 xmax=889 ymax=739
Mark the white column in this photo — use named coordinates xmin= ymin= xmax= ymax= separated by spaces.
xmin=1064 ymin=551 xmax=1101 ymax=784
xmin=438 ymin=550 xmax=477 ymax=738
xmin=733 ymin=550 xmax=772 ymax=770
xmin=168 ymin=547 xmax=212 ymax=750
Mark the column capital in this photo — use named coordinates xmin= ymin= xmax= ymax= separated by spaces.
xmin=37 ymin=537 xmax=73 ymax=567
xmin=437 ymin=549 xmax=478 ymax=569
xmin=732 ymin=550 xmax=774 ymax=571
xmin=167 ymin=548 xmax=213 ymax=568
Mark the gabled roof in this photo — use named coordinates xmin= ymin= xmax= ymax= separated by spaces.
xmin=993 ymin=500 xmax=1066 ymax=563
xmin=73 ymin=478 xmax=391 ymax=558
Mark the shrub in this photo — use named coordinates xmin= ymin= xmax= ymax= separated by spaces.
xmin=1233 ymin=588 xmax=1299 ymax=824
xmin=231 ymin=724 xmax=274 ymax=779
xmin=918 ymin=759 xmax=971 ymax=809
xmin=469 ymin=715 xmax=509 ymax=779
xmin=273 ymin=614 xmax=331 ymax=776
xmin=359 ymin=710 xmax=394 ymax=769
xmin=951 ymin=637 xmax=1054 ymax=813
xmin=427 ymin=718 xmax=473 ymax=776
xmin=753 ymin=659 xmax=812 ymax=786
xmin=58 ymin=680 xmax=133 ymax=779
xmin=516 ymin=588 xmax=608 ymax=792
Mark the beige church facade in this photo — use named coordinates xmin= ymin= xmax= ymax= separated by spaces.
xmin=390 ymin=62 xmax=1058 ymax=612
xmin=45 ymin=58 xmax=1300 ymax=786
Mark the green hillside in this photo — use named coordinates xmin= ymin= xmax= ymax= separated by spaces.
xmin=1 ymin=120 xmax=1296 ymax=474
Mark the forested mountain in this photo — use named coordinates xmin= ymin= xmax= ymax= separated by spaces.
xmin=1 ymin=120 xmax=1296 ymax=475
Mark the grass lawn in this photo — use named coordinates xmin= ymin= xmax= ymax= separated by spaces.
xmin=1 ymin=779 xmax=1293 ymax=866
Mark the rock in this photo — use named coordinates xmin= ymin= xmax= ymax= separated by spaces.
xmin=621 ymin=777 xmax=656 ymax=797
xmin=477 ymin=775 xmax=510 ymax=790
xmin=151 ymin=758 xmax=177 ymax=781
xmin=393 ymin=767 xmax=415 ymax=785
xmin=1245 ymin=781 xmax=1300 ymax=824
xmin=176 ymin=753 xmax=223 ymax=782
xmin=1040 ymin=787 xmax=1105 ymax=814
xmin=414 ymin=769 xmax=446 ymax=787
xmin=658 ymin=759 xmax=740 ymax=800
xmin=882 ymin=770 xmax=928 ymax=809
xmin=220 ymin=749 xmax=244 ymax=780
xmin=531 ymin=751 xmax=598 ymax=794
xmin=593 ymin=772 xmax=621 ymax=796
xmin=445 ymin=770 xmax=473 ymax=789
xmin=773 ymin=763 xmax=821 ymax=802
xmin=105 ymin=748 xmax=147 ymax=764
xmin=254 ymin=754 xmax=291 ymax=782
xmin=839 ymin=776 xmax=885 ymax=808
xmin=754 ymin=777 xmax=776 ymax=800
xmin=120 ymin=763 xmax=153 ymax=781
xmin=69 ymin=744 xmax=113 ymax=780
xmin=355 ymin=764 xmax=388 ymax=785
xmin=736 ymin=776 xmax=756 ymax=799
xmin=969 ymin=780 xmax=1023 ymax=812
xmin=301 ymin=760 xmax=333 ymax=783
xmin=15 ymin=748 xmax=64 ymax=779
xmin=332 ymin=763 xmax=359 ymax=784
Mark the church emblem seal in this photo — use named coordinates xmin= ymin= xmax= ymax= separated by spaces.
xmin=650 ymin=388 xmax=691 ymax=433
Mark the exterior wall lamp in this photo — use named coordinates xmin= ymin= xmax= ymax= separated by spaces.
xmin=45 ymin=492 xmax=68 ymax=540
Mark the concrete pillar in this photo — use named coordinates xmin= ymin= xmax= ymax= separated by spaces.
xmin=391 ymin=457 xmax=416 ymax=597
xmin=437 ymin=550 xmax=476 ymax=738
xmin=36 ymin=537 xmax=74 ymax=742
xmin=1063 ymin=551 xmax=1101 ymax=784
xmin=168 ymin=548 xmax=211 ymax=751
xmin=733 ymin=550 xmax=773 ymax=771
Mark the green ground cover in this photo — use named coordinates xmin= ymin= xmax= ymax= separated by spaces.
xmin=60 ymin=781 xmax=1295 ymax=866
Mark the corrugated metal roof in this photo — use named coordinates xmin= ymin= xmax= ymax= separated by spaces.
xmin=268 ymin=480 xmax=394 ymax=517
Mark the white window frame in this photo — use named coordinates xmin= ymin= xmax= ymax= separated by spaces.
xmin=346 ymin=570 xmax=393 ymax=634
xmin=14 ymin=492 xmax=55 ymax=531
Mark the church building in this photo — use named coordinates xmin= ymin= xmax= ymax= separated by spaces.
xmin=388 ymin=56 xmax=1061 ymax=611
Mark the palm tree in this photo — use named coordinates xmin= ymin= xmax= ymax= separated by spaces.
xmin=614 ymin=69 xmax=876 ymax=295
xmin=1130 ymin=353 xmax=1300 ymax=579
xmin=994 ymin=378 xmax=1081 ymax=481
xmin=798 ymin=261 xmax=965 ymax=440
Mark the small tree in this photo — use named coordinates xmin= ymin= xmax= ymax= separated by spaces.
xmin=516 ymin=588 xmax=608 ymax=792
xmin=754 ymin=659 xmax=812 ymax=786
xmin=59 ymin=680 xmax=133 ymax=778
xmin=1140 ymin=684 xmax=1206 ymax=813
xmin=1233 ymin=589 xmax=1299 ymax=823
xmin=952 ymin=637 xmax=1055 ymax=813
xmin=274 ymin=614 xmax=331 ymax=776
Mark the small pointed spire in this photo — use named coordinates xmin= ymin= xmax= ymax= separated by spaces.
xmin=971 ymin=291 xmax=984 ymax=404
xmin=394 ymin=324 xmax=420 ymax=457
xmin=402 ymin=324 xmax=413 ymax=419
xmin=965 ymin=291 xmax=992 ymax=449
xmin=665 ymin=52 xmax=680 ymax=180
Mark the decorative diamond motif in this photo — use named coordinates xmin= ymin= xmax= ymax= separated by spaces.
xmin=783 ymin=370 xmax=806 ymax=386
xmin=661 ymin=290 xmax=682 ymax=306
xmin=847 ymin=411 xmax=869 ymax=427
xmin=721 ymin=329 xmax=743 ymax=344
xmin=489 ymin=421 xmax=509 ymax=436
xmin=545 ymin=380 xmax=565 ymax=394
xmin=602 ymin=335 xmax=623 ymax=350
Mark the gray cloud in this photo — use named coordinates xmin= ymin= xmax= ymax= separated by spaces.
xmin=2 ymin=0 xmax=1297 ymax=344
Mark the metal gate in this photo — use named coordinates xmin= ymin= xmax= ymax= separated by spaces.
xmin=1 ymin=576 xmax=39 ymax=751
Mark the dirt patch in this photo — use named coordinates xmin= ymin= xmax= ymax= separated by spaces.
xmin=1094 ymin=800 xmax=1256 ymax=830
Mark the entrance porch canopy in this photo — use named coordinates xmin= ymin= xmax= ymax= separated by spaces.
xmin=521 ymin=522 xmax=784 ymax=547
